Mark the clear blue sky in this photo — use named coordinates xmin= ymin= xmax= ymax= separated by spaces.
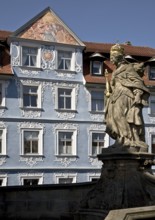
xmin=1 ymin=0 xmax=155 ymax=48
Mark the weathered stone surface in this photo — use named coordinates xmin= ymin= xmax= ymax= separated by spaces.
xmin=76 ymin=147 xmax=155 ymax=219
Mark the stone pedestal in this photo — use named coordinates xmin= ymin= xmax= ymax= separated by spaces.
xmin=75 ymin=147 xmax=155 ymax=220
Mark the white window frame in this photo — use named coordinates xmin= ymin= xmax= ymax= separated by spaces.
xmin=149 ymin=94 xmax=155 ymax=115
xmin=21 ymin=83 xmax=42 ymax=109
xmin=20 ymin=44 xmax=41 ymax=68
xmin=21 ymin=128 xmax=43 ymax=156
xmin=88 ymin=130 xmax=109 ymax=157
xmin=0 ymin=81 xmax=6 ymax=107
xmin=19 ymin=173 xmax=43 ymax=185
xmin=0 ymin=174 xmax=7 ymax=186
xmin=0 ymin=128 xmax=7 ymax=155
xmin=89 ymin=89 xmax=104 ymax=112
xmin=89 ymin=131 xmax=105 ymax=156
xmin=56 ymin=48 xmax=75 ymax=71
xmin=88 ymin=173 xmax=100 ymax=182
xmin=54 ymin=173 xmax=77 ymax=184
xmin=91 ymin=60 xmax=103 ymax=75
xmin=56 ymin=87 xmax=76 ymax=110
xmin=56 ymin=129 xmax=77 ymax=156
xmin=149 ymin=65 xmax=155 ymax=80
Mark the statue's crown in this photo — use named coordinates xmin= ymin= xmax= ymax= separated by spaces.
xmin=110 ymin=43 xmax=124 ymax=54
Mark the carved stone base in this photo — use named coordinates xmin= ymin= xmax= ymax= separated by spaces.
xmin=75 ymin=147 xmax=155 ymax=220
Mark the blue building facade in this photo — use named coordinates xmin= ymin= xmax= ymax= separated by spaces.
xmin=0 ymin=7 xmax=155 ymax=186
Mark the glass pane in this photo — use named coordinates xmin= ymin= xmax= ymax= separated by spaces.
xmin=151 ymin=101 xmax=155 ymax=114
xmin=0 ymin=179 xmax=3 ymax=186
xmin=92 ymin=61 xmax=102 ymax=74
xmin=58 ymin=97 xmax=64 ymax=108
xmin=24 ymin=140 xmax=30 ymax=154
xmin=0 ymin=140 xmax=2 ymax=154
xmin=32 ymin=141 xmax=38 ymax=153
xmin=23 ymin=95 xmax=30 ymax=107
xmin=0 ymin=84 xmax=2 ymax=105
xmin=23 ymin=179 xmax=39 ymax=186
xmin=91 ymin=91 xmax=104 ymax=111
xmin=150 ymin=67 xmax=155 ymax=79
xmin=59 ymin=178 xmax=73 ymax=184
xmin=31 ymin=95 xmax=37 ymax=107
xmin=66 ymin=97 xmax=71 ymax=109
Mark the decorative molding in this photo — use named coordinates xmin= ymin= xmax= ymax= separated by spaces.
xmin=0 ymin=109 xmax=5 ymax=117
xmin=149 ymin=116 xmax=155 ymax=123
xmin=21 ymin=110 xmax=41 ymax=118
xmin=41 ymin=45 xmax=55 ymax=70
xmin=11 ymin=43 xmax=20 ymax=66
xmin=19 ymin=68 xmax=41 ymax=76
xmin=75 ymin=49 xmax=82 ymax=72
xmin=17 ymin=122 xmax=45 ymax=133
xmin=55 ymin=157 xmax=78 ymax=167
xmin=56 ymin=111 xmax=76 ymax=119
xmin=0 ymin=157 xmax=6 ymax=166
xmin=89 ymin=157 xmax=102 ymax=167
xmin=53 ymin=123 xmax=79 ymax=134
xmin=147 ymin=127 xmax=155 ymax=133
xmin=90 ymin=113 xmax=104 ymax=121
xmin=87 ymin=124 xmax=106 ymax=133
xmin=55 ymin=71 xmax=75 ymax=79
xmin=19 ymin=156 xmax=43 ymax=167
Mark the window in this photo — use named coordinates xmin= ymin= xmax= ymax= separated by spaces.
xmin=55 ymin=174 xmax=76 ymax=184
xmin=20 ymin=174 xmax=43 ymax=185
xmin=91 ymin=61 xmax=103 ymax=75
xmin=21 ymin=129 xmax=43 ymax=156
xmin=58 ymin=131 xmax=73 ymax=155
xmin=0 ymin=129 xmax=6 ymax=155
xmin=58 ymin=178 xmax=74 ymax=184
xmin=0 ymin=175 xmax=7 ymax=186
xmin=22 ymin=46 xmax=38 ymax=67
xmin=0 ymin=81 xmax=6 ymax=107
xmin=151 ymin=135 xmax=155 ymax=153
xmin=91 ymin=132 xmax=105 ymax=156
xmin=149 ymin=66 xmax=155 ymax=79
xmin=22 ymin=84 xmax=41 ymax=109
xmin=88 ymin=174 xmax=100 ymax=182
xmin=23 ymin=178 xmax=39 ymax=186
xmin=56 ymin=130 xmax=77 ymax=156
xmin=91 ymin=90 xmax=104 ymax=112
xmin=58 ymin=51 xmax=72 ymax=70
xmin=58 ymin=88 xmax=73 ymax=110
xmin=149 ymin=95 xmax=155 ymax=114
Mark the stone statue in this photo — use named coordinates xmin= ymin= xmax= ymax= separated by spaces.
xmin=105 ymin=44 xmax=150 ymax=152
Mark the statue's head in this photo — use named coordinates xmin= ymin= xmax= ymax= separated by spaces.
xmin=110 ymin=44 xmax=124 ymax=65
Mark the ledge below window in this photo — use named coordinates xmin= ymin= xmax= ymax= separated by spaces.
xmin=20 ymin=107 xmax=43 ymax=111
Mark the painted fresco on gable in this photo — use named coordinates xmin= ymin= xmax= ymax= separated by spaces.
xmin=19 ymin=12 xmax=79 ymax=45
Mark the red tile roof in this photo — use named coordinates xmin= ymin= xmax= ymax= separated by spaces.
xmin=0 ymin=30 xmax=12 ymax=41
xmin=0 ymin=30 xmax=12 ymax=75
xmin=84 ymin=41 xmax=155 ymax=57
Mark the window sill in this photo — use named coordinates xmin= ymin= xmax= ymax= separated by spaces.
xmin=56 ymin=69 xmax=77 ymax=74
xmin=20 ymin=154 xmax=44 ymax=157
xmin=20 ymin=107 xmax=43 ymax=111
xmin=55 ymin=155 xmax=78 ymax=158
xmin=89 ymin=111 xmax=104 ymax=114
xmin=19 ymin=66 xmax=42 ymax=71
xmin=55 ymin=109 xmax=77 ymax=113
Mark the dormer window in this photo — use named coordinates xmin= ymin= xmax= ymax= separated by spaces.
xmin=91 ymin=60 xmax=102 ymax=75
xmin=58 ymin=50 xmax=72 ymax=70
xmin=90 ymin=52 xmax=105 ymax=76
xmin=22 ymin=46 xmax=39 ymax=67
xmin=146 ymin=57 xmax=155 ymax=80
xmin=149 ymin=66 xmax=155 ymax=80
